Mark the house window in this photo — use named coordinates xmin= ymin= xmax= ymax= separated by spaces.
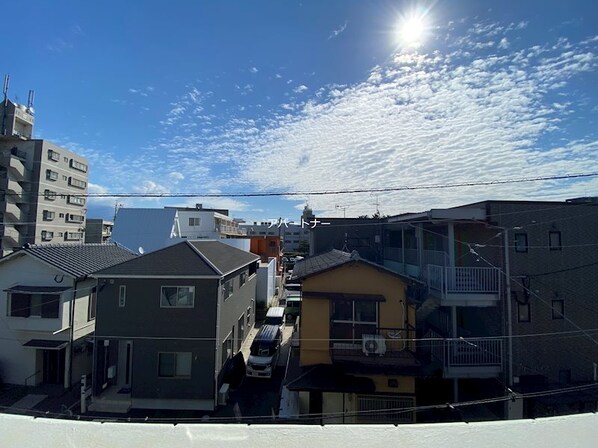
xmin=552 ymin=299 xmax=564 ymax=319
xmin=70 ymin=159 xmax=88 ymax=172
xmin=517 ymin=302 xmax=530 ymax=322
xmin=221 ymin=334 xmax=233 ymax=368
xmin=160 ymin=286 xmax=195 ymax=308
xmin=66 ymin=213 xmax=85 ymax=223
xmin=158 ymin=352 xmax=192 ymax=378
xmin=549 ymin=231 xmax=562 ymax=251
xmin=223 ymin=280 xmax=234 ymax=300
xmin=119 ymin=285 xmax=126 ymax=307
xmin=67 ymin=195 xmax=86 ymax=206
xmin=42 ymin=210 xmax=55 ymax=221
xmin=46 ymin=169 xmax=58 ymax=181
xmin=64 ymin=232 xmax=83 ymax=241
xmin=41 ymin=230 xmax=54 ymax=241
xmin=9 ymin=293 xmax=60 ymax=318
xmin=68 ymin=177 xmax=87 ymax=189
xmin=88 ymin=287 xmax=97 ymax=321
xmin=239 ymin=272 xmax=248 ymax=287
xmin=188 ymin=217 xmax=201 ymax=226
xmin=59 ymin=213 xmax=65 ymax=218
xmin=514 ymin=233 xmax=528 ymax=253
xmin=44 ymin=189 xmax=57 ymax=201
xmin=331 ymin=299 xmax=378 ymax=342
xmin=47 ymin=149 xmax=60 ymax=161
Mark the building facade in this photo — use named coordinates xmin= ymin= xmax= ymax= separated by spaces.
xmin=90 ymin=240 xmax=259 ymax=412
xmin=0 ymin=138 xmax=89 ymax=256
xmin=84 ymin=219 xmax=113 ymax=243
xmin=0 ymin=243 xmax=135 ymax=388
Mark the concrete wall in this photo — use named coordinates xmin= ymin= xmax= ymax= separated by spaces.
xmin=256 ymin=259 xmax=276 ymax=307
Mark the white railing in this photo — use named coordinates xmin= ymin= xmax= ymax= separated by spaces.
xmin=423 ymin=329 xmax=445 ymax=364
xmin=446 ymin=338 xmax=503 ymax=367
xmin=427 ymin=264 xmax=445 ymax=293
xmin=446 ymin=266 xmax=500 ymax=293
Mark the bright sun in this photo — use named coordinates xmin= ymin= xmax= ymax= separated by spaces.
xmin=397 ymin=13 xmax=427 ymax=48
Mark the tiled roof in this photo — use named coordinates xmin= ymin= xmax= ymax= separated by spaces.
xmin=11 ymin=243 xmax=137 ymax=279
xmin=291 ymin=249 xmax=354 ymax=279
xmin=292 ymin=249 xmax=422 ymax=284
xmin=95 ymin=240 xmax=259 ymax=277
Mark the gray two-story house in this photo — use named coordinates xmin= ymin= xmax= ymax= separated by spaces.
xmin=90 ymin=240 xmax=259 ymax=413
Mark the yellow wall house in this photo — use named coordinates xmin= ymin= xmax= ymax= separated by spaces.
xmin=285 ymin=249 xmax=423 ymax=424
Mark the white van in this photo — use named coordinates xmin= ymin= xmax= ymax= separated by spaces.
xmin=264 ymin=306 xmax=286 ymax=330
xmin=246 ymin=324 xmax=282 ymax=379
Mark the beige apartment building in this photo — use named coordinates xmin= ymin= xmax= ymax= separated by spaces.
xmin=1 ymin=94 xmax=89 ymax=256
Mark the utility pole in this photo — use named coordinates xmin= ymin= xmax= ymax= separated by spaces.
xmin=335 ymin=204 xmax=348 ymax=218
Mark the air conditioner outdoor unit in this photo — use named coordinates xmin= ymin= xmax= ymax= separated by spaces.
xmin=218 ymin=383 xmax=230 ymax=406
xmin=362 ymin=334 xmax=386 ymax=356
xmin=107 ymin=365 xmax=117 ymax=379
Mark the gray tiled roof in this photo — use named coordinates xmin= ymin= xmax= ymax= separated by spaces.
xmin=291 ymin=249 xmax=353 ymax=280
xmin=95 ymin=240 xmax=259 ymax=277
xmin=14 ymin=243 xmax=137 ymax=279
xmin=292 ymin=249 xmax=422 ymax=284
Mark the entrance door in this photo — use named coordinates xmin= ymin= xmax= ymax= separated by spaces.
xmin=42 ymin=349 xmax=65 ymax=384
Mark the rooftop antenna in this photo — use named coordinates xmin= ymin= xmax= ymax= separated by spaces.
xmin=1 ymin=74 xmax=8 ymax=136
xmin=335 ymin=204 xmax=348 ymax=218
xmin=27 ymin=89 xmax=35 ymax=112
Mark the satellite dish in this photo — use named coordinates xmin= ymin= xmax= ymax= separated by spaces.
xmin=138 ymin=246 xmax=145 ymax=255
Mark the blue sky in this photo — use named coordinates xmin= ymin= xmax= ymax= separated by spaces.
xmin=4 ymin=0 xmax=597 ymax=222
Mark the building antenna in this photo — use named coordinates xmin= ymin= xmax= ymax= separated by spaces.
xmin=113 ymin=201 xmax=123 ymax=221
xmin=372 ymin=194 xmax=381 ymax=216
xmin=335 ymin=204 xmax=348 ymax=219
xmin=27 ymin=89 xmax=35 ymax=111
xmin=1 ymin=74 xmax=9 ymax=136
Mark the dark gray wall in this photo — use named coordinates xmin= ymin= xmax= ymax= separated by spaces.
xmin=311 ymin=218 xmax=384 ymax=263
xmin=488 ymin=201 xmax=598 ymax=384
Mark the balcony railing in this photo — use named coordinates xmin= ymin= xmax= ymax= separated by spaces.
xmin=383 ymin=247 xmax=403 ymax=262
xmin=330 ymin=326 xmax=417 ymax=362
xmin=422 ymin=330 xmax=503 ymax=376
xmin=427 ymin=265 xmax=500 ymax=298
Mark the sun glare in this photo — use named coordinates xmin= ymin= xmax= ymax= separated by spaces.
xmin=397 ymin=12 xmax=428 ymax=48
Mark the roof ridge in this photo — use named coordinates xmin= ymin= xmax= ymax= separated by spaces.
xmin=185 ymin=241 xmax=223 ymax=275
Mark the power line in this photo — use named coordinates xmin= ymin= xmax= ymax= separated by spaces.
xmin=3 ymin=172 xmax=598 ymax=199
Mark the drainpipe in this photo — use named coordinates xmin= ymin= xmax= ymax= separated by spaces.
xmin=213 ymin=278 xmax=223 ymax=410
xmin=504 ymin=230 xmax=513 ymax=390
xmin=68 ymin=278 xmax=78 ymax=389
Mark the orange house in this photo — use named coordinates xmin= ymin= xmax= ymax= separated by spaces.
xmin=249 ymin=236 xmax=283 ymax=271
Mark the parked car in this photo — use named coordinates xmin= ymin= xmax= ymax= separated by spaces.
xmin=246 ymin=325 xmax=282 ymax=379
xmin=284 ymin=295 xmax=302 ymax=320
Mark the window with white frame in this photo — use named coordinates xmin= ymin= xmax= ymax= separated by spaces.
xmin=66 ymin=213 xmax=85 ymax=223
xmin=41 ymin=230 xmax=54 ymax=241
xmin=160 ymin=286 xmax=195 ymax=308
xmin=64 ymin=232 xmax=83 ymax=241
xmin=42 ymin=210 xmax=55 ymax=221
xmin=67 ymin=195 xmax=86 ymax=206
xmin=223 ymin=280 xmax=234 ymax=299
xmin=47 ymin=149 xmax=60 ymax=162
xmin=68 ymin=177 xmax=87 ymax=189
xmin=44 ymin=189 xmax=57 ymax=201
xmin=119 ymin=285 xmax=126 ymax=307
xmin=70 ymin=159 xmax=88 ymax=172
xmin=158 ymin=352 xmax=192 ymax=378
xmin=46 ymin=169 xmax=58 ymax=181
xmin=188 ymin=217 xmax=201 ymax=226
xmin=88 ymin=287 xmax=97 ymax=321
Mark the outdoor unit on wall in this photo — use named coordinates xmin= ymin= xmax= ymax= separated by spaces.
xmin=107 ymin=365 xmax=117 ymax=379
xmin=362 ymin=334 xmax=386 ymax=356
xmin=218 ymin=383 xmax=230 ymax=406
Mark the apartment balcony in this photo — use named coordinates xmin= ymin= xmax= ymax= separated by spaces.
xmin=0 ymin=154 xmax=27 ymax=181
xmin=3 ymin=201 xmax=26 ymax=222
xmin=427 ymin=265 xmax=501 ymax=307
xmin=217 ymin=224 xmax=247 ymax=236
xmin=7 ymin=316 xmax=64 ymax=332
xmin=424 ymin=330 xmax=503 ymax=378
xmin=0 ymin=175 xmax=25 ymax=202
xmin=329 ymin=326 xmax=420 ymax=368
xmin=1 ymin=224 xmax=21 ymax=246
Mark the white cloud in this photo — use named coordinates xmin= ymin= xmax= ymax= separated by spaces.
xmin=169 ymin=172 xmax=185 ymax=181
xmin=328 ymin=21 xmax=348 ymax=40
xmin=249 ymin=67 xmax=259 ymax=73
xmin=293 ymin=85 xmax=309 ymax=94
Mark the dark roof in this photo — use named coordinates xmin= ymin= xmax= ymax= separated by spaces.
xmin=292 ymin=249 xmax=420 ymax=285
xmin=3 ymin=243 xmax=137 ymax=279
xmin=254 ymin=324 xmax=280 ymax=342
xmin=95 ymin=240 xmax=259 ymax=277
xmin=291 ymin=249 xmax=352 ymax=279
xmin=189 ymin=241 xmax=260 ymax=275
xmin=5 ymin=285 xmax=71 ymax=293
xmin=22 ymin=339 xmax=68 ymax=350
